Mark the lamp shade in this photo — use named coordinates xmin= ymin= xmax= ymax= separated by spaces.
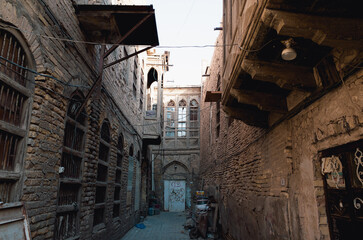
xmin=281 ymin=47 xmax=297 ymax=61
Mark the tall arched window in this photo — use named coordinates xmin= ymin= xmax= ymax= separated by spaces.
xmin=165 ymin=100 xmax=175 ymax=137
xmin=146 ymin=68 xmax=158 ymax=117
xmin=189 ymin=99 xmax=199 ymax=137
xmin=56 ymin=92 xmax=86 ymax=239
xmin=94 ymin=120 xmax=110 ymax=228
xmin=113 ymin=133 xmax=124 ymax=218
xmin=178 ymin=99 xmax=187 ymax=137
xmin=0 ymin=27 xmax=34 ymax=203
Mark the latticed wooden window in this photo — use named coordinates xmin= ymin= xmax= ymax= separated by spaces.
xmin=0 ymin=27 xmax=32 ymax=203
xmin=113 ymin=133 xmax=124 ymax=218
xmin=189 ymin=99 xmax=199 ymax=137
xmin=94 ymin=120 xmax=110 ymax=228
xmin=178 ymin=99 xmax=187 ymax=137
xmin=165 ymin=100 xmax=175 ymax=137
xmin=55 ymin=93 xmax=86 ymax=240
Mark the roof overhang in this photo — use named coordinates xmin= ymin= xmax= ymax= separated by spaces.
xmin=75 ymin=4 xmax=159 ymax=46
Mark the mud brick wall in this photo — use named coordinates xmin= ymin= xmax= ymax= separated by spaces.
xmin=200 ymin=31 xmax=363 ymax=240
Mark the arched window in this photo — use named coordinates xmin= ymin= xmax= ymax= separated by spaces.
xmin=56 ymin=92 xmax=87 ymax=239
xmin=178 ymin=100 xmax=187 ymax=137
xmin=113 ymin=133 xmax=124 ymax=218
xmin=189 ymin=99 xmax=199 ymax=137
xmin=0 ymin=27 xmax=34 ymax=203
xmin=146 ymin=68 xmax=158 ymax=116
xmin=127 ymin=144 xmax=134 ymax=205
xmin=94 ymin=120 xmax=110 ymax=227
xmin=165 ymin=100 xmax=175 ymax=137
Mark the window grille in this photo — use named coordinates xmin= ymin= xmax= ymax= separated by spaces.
xmin=58 ymin=184 xmax=79 ymax=206
xmin=0 ymin=28 xmax=31 ymax=203
xmin=0 ymin=82 xmax=26 ymax=126
xmin=126 ymin=144 xmax=134 ymax=206
xmin=94 ymin=120 xmax=110 ymax=227
xmin=113 ymin=134 xmax=124 ymax=218
xmin=54 ymin=211 xmax=78 ymax=240
xmin=0 ymin=29 xmax=28 ymax=86
xmin=56 ymin=93 xmax=86 ymax=239
xmin=0 ymin=180 xmax=12 ymax=203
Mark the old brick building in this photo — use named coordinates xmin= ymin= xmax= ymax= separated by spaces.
xmin=201 ymin=1 xmax=362 ymax=240
xmin=0 ymin=0 xmax=164 ymax=239
xmin=152 ymin=85 xmax=201 ymax=212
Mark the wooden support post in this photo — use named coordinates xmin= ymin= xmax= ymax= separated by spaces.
xmin=75 ymin=44 xmax=106 ymax=119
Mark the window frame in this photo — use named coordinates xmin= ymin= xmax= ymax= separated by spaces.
xmin=165 ymin=100 xmax=176 ymax=138
xmin=93 ymin=120 xmax=111 ymax=230
xmin=113 ymin=133 xmax=124 ymax=219
xmin=177 ymin=99 xmax=187 ymax=138
xmin=189 ymin=99 xmax=199 ymax=138
xmin=0 ymin=26 xmax=34 ymax=204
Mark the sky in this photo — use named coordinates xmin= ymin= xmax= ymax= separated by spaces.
xmin=146 ymin=0 xmax=223 ymax=86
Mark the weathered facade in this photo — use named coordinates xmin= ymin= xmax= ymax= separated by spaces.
xmin=152 ymin=85 xmax=201 ymax=212
xmin=0 ymin=0 xmax=161 ymax=239
xmin=201 ymin=1 xmax=362 ymax=240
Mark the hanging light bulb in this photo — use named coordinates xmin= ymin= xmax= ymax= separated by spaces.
xmin=281 ymin=38 xmax=297 ymax=61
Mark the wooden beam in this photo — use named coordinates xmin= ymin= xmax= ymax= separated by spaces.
xmin=262 ymin=9 xmax=363 ymax=49
xmin=241 ymin=59 xmax=316 ymax=90
xmin=104 ymin=46 xmax=154 ymax=69
xmin=223 ymin=106 xmax=268 ymax=128
xmin=74 ymin=44 xmax=106 ymax=120
xmin=230 ymin=89 xmax=287 ymax=113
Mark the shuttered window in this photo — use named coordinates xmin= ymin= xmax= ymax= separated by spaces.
xmin=55 ymin=93 xmax=86 ymax=240
xmin=113 ymin=133 xmax=124 ymax=218
xmin=94 ymin=120 xmax=110 ymax=228
xmin=0 ymin=27 xmax=32 ymax=203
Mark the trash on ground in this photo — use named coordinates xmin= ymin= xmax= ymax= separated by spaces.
xmin=135 ymin=223 xmax=146 ymax=229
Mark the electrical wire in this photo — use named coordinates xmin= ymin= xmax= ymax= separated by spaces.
xmin=0 ymin=23 xmax=238 ymax=49
xmin=0 ymin=55 xmax=90 ymax=89
xmin=175 ymin=0 xmax=197 ymax=40
xmin=0 ymin=57 xmax=213 ymax=133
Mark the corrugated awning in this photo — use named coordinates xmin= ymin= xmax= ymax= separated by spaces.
xmin=75 ymin=4 xmax=159 ymax=46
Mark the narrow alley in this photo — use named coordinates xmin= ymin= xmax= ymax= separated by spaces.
xmin=120 ymin=212 xmax=190 ymax=240
xmin=0 ymin=0 xmax=362 ymax=240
